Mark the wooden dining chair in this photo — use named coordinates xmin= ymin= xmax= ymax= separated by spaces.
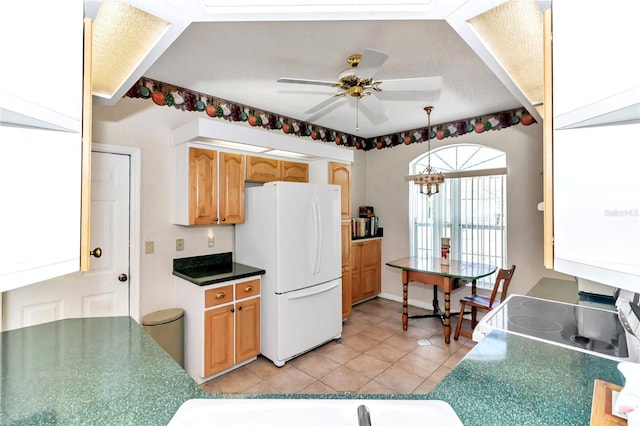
xmin=453 ymin=265 xmax=516 ymax=340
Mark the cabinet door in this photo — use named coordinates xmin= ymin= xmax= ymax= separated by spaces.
xmin=328 ymin=162 xmax=351 ymax=220
xmin=189 ymin=148 xmax=217 ymax=225
xmin=341 ymin=271 xmax=352 ymax=319
xmin=361 ymin=240 xmax=382 ymax=299
xmin=340 ymin=222 xmax=351 ymax=269
xmin=246 ymin=156 xmax=279 ymax=182
xmin=0 ymin=0 xmax=82 ymax=131
xmin=0 ymin=127 xmax=82 ymax=290
xmin=542 ymin=9 xmax=554 ymax=269
xmin=350 ymin=243 xmax=362 ymax=303
xmin=280 ymin=161 xmax=309 ymax=182
xmin=204 ymin=305 xmax=234 ymax=377
xmin=218 ymin=152 xmax=245 ymax=224
xmin=341 ymin=222 xmax=352 ymax=318
xmin=552 ymin=0 xmax=640 ymax=123
xmin=235 ymin=297 xmax=260 ymax=363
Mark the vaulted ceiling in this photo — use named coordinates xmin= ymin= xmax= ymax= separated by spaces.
xmin=87 ymin=0 xmax=545 ymax=139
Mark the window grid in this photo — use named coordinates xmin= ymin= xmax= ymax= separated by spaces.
xmin=410 ymin=145 xmax=507 ymax=289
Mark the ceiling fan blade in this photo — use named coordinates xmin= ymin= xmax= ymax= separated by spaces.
xmin=277 ymin=78 xmax=338 ymax=87
xmin=355 ymin=48 xmax=389 ymax=79
xmin=359 ymin=94 xmax=387 ymax=122
xmin=378 ymin=76 xmax=443 ymax=92
xmin=304 ymin=93 xmax=345 ymax=114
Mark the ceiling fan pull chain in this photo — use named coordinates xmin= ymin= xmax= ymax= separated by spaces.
xmin=356 ymin=98 xmax=359 ymax=132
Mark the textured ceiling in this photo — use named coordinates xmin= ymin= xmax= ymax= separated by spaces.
xmin=469 ymin=0 xmax=543 ymax=106
xmin=89 ymin=0 xmax=544 ymax=138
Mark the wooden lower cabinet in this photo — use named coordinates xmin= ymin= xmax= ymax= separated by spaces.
xmin=235 ymin=297 xmax=260 ymax=363
xmin=204 ymin=295 xmax=260 ymax=377
xmin=174 ymin=276 xmax=261 ymax=384
xmin=351 ymin=239 xmax=381 ymax=304
xmin=204 ymin=305 xmax=234 ymax=376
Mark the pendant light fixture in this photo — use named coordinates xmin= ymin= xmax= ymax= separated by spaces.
xmin=411 ymin=106 xmax=444 ymax=196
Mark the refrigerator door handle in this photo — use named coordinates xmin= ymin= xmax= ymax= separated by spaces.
xmin=286 ymin=280 xmax=340 ymax=300
xmin=312 ymin=197 xmax=321 ymax=275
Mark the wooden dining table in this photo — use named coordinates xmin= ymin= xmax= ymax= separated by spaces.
xmin=385 ymin=257 xmax=497 ymax=344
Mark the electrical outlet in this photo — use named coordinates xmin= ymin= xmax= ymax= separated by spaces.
xmin=145 ymin=241 xmax=154 ymax=254
xmin=208 ymin=237 xmax=214 ymax=248
xmin=176 ymin=238 xmax=184 ymax=251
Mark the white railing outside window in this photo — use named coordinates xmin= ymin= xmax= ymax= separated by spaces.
xmin=410 ymin=144 xmax=507 ymax=288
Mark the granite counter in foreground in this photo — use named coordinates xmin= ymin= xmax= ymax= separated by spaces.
xmin=0 ymin=317 xmax=206 ymax=425
xmin=0 ymin=317 xmax=433 ymax=425
xmin=427 ymin=329 xmax=623 ymax=425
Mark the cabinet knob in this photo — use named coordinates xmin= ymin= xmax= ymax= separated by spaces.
xmin=216 ymin=291 xmax=226 ymax=299
xmin=244 ymin=286 xmax=253 ymax=292
xmin=90 ymin=247 xmax=102 ymax=258
xmin=230 ymin=308 xmax=235 ymax=313
xmin=221 ymin=218 xmax=226 ymax=222
xmin=237 ymin=306 xmax=243 ymax=311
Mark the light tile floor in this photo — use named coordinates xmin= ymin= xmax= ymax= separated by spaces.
xmin=201 ymin=297 xmax=477 ymax=395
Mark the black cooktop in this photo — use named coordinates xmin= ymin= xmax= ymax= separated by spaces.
xmin=485 ymin=295 xmax=628 ymax=359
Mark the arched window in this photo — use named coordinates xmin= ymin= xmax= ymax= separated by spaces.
xmin=409 ymin=144 xmax=507 ymax=288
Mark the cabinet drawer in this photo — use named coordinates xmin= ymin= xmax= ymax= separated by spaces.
xmin=205 ymin=284 xmax=234 ymax=308
xmin=235 ymin=279 xmax=260 ymax=300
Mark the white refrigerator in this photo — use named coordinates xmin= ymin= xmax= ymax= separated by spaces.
xmin=235 ymin=181 xmax=342 ymax=367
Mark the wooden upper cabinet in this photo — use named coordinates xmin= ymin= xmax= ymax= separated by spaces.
xmin=328 ymin=162 xmax=351 ymax=220
xmin=175 ymin=146 xmax=245 ymax=225
xmin=280 ymin=161 xmax=309 ymax=182
xmin=218 ymin=152 xmax=245 ymax=224
xmin=246 ymin=155 xmax=309 ymax=183
xmin=246 ymin=156 xmax=279 ymax=182
xmin=189 ymin=148 xmax=218 ymax=225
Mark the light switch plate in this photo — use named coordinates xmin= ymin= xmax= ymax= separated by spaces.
xmin=145 ymin=241 xmax=154 ymax=254
xmin=176 ymin=238 xmax=184 ymax=251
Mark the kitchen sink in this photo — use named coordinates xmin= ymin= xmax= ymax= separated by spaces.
xmin=168 ymin=398 xmax=463 ymax=426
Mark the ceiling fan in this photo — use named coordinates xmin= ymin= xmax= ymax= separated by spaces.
xmin=277 ymin=48 xmax=443 ymax=128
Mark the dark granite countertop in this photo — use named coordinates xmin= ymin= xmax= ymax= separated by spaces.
xmin=173 ymin=252 xmax=265 ymax=286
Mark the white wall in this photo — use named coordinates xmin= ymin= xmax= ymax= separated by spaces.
xmin=93 ymin=98 xmax=236 ymax=317
xmin=360 ymin=123 xmax=570 ymax=309
xmin=93 ymin=97 xmax=569 ymax=317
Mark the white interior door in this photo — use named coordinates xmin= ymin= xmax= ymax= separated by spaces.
xmin=2 ymin=152 xmax=130 ymax=330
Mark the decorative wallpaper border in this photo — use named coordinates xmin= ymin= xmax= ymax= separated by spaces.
xmin=125 ymin=77 xmax=537 ymax=151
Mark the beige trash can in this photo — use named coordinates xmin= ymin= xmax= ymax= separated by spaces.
xmin=142 ymin=308 xmax=184 ymax=367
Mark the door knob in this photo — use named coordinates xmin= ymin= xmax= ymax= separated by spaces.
xmin=118 ymin=273 xmax=128 ymax=282
xmin=90 ymin=247 xmax=102 ymax=258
